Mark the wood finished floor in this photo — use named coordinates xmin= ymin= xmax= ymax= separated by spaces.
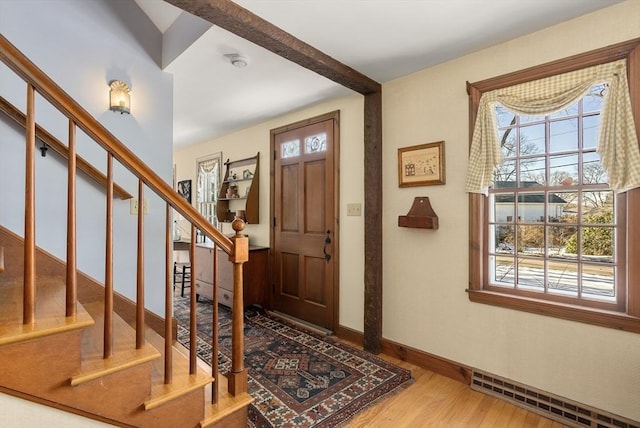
xmin=172 ymin=287 xmax=568 ymax=427
xmin=339 ymin=340 xmax=568 ymax=428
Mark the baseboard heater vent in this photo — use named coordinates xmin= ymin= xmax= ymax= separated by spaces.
xmin=471 ymin=370 xmax=639 ymax=428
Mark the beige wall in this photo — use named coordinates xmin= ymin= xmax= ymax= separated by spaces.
xmin=175 ymin=1 xmax=640 ymax=420
xmin=383 ymin=0 xmax=639 ymax=420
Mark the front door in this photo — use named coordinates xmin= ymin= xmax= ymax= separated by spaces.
xmin=271 ymin=112 xmax=338 ymax=331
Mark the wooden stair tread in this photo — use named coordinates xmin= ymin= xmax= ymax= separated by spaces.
xmin=171 ymin=334 xmax=255 ymax=427
xmin=0 ymin=278 xmax=94 ymax=346
xmin=72 ymin=301 xmax=161 ymax=386
xmin=200 ymin=392 xmax=254 ymax=427
xmin=145 ymin=369 xmax=213 ymax=410
xmin=144 ymin=342 xmax=214 ymax=411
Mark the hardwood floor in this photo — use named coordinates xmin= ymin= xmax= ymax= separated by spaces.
xmin=170 ymin=286 xmax=567 ymax=427
xmin=340 ymin=344 xmax=569 ymax=428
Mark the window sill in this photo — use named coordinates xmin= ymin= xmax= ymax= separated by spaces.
xmin=468 ymin=289 xmax=640 ymax=334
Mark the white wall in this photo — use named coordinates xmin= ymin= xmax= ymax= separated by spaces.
xmin=382 ymin=0 xmax=640 ymax=420
xmin=0 ymin=393 xmax=113 ymax=427
xmin=0 ymin=0 xmax=173 ymax=316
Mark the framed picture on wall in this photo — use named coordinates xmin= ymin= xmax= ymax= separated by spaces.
xmin=177 ymin=179 xmax=192 ymax=203
xmin=398 ymin=141 xmax=446 ymax=187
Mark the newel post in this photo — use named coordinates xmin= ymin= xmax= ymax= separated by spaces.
xmin=228 ymin=218 xmax=249 ymax=395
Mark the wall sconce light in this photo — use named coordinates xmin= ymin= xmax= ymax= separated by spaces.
xmin=109 ymin=80 xmax=131 ymax=114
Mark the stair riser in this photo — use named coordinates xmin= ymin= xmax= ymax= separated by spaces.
xmin=0 ymin=330 xmax=81 ymax=391
xmin=0 ymin=329 xmax=172 ymax=426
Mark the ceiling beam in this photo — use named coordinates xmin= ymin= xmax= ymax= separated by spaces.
xmin=164 ymin=0 xmax=381 ymax=95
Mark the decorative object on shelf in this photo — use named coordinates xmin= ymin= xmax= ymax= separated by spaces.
xmin=173 ymin=220 xmax=181 ymax=241
xmin=226 ymin=183 xmax=239 ymax=198
xmin=398 ymin=141 xmax=445 ymax=187
xmin=177 ymin=179 xmax=191 ymax=203
xmin=108 ymin=80 xmax=131 ymax=114
xmin=236 ymin=210 xmax=246 ymax=221
xmin=398 ymin=196 xmax=439 ymax=229
xmin=217 ymin=153 xmax=260 ymax=223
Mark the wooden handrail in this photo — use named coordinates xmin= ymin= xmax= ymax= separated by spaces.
xmin=0 ymin=34 xmax=233 ymax=254
xmin=0 ymin=96 xmax=133 ymax=200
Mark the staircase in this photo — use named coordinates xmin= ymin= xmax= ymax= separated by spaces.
xmin=0 ymin=34 xmax=252 ymax=427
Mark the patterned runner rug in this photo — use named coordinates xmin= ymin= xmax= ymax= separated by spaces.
xmin=174 ymin=296 xmax=413 ymax=427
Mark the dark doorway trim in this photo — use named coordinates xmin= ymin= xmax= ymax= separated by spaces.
xmin=166 ymin=0 xmax=383 ymax=353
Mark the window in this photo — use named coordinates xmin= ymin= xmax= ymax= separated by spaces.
xmin=196 ymin=153 xmax=222 ymax=239
xmin=467 ymin=40 xmax=640 ymax=332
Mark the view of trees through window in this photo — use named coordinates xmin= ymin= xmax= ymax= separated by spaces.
xmin=488 ymin=84 xmax=616 ymax=302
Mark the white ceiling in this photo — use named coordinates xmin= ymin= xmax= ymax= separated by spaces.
xmin=134 ymin=0 xmax=622 ymax=148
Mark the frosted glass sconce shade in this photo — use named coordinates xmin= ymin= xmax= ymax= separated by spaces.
xmin=109 ymin=80 xmax=130 ymax=114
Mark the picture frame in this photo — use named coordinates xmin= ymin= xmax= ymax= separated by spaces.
xmin=397 ymin=141 xmax=445 ymax=187
xmin=177 ymin=179 xmax=192 ymax=203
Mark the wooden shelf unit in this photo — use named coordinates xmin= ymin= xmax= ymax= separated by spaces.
xmin=216 ymin=153 xmax=259 ymax=223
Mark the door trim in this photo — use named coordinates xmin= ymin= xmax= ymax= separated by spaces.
xmin=270 ymin=110 xmax=340 ymax=332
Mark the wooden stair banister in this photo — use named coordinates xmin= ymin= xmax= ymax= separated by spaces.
xmin=0 ymin=96 xmax=133 ymax=200
xmin=0 ymin=32 xmax=250 ymax=425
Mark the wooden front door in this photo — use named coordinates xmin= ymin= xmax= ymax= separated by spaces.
xmin=271 ymin=112 xmax=339 ymax=331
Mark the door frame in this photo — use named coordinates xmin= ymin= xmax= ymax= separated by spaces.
xmin=269 ymin=110 xmax=340 ymax=332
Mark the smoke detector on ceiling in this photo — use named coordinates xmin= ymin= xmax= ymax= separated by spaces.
xmin=225 ymin=53 xmax=249 ymax=68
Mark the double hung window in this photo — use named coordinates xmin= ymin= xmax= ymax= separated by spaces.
xmin=466 ymin=40 xmax=640 ymax=332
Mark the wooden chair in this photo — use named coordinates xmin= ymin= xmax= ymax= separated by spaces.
xmin=173 ymin=262 xmax=191 ymax=297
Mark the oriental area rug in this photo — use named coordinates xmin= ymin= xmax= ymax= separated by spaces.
xmin=174 ymin=296 xmax=413 ymax=427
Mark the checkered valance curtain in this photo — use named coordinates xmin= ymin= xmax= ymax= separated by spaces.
xmin=465 ymin=59 xmax=640 ymax=194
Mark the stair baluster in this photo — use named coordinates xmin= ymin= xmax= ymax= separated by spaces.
xmin=136 ymin=178 xmax=145 ymax=349
xmin=164 ymin=203 xmax=173 ymax=384
xmin=189 ymin=225 xmax=197 ymax=374
xmin=66 ymin=119 xmax=77 ymax=317
xmin=23 ymin=83 xmax=36 ymax=325
xmin=104 ymin=152 xmax=114 ymax=358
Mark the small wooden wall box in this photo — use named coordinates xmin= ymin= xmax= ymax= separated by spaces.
xmin=398 ymin=197 xmax=439 ymax=229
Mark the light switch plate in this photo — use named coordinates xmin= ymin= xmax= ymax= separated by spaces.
xmin=346 ymin=203 xmax=362 ymax=216
xmin=130 ymin=198 xmax=149 ymax=215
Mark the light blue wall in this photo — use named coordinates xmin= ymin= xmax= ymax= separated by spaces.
xmin=0 ymin=0 xmax=174 ymax=316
